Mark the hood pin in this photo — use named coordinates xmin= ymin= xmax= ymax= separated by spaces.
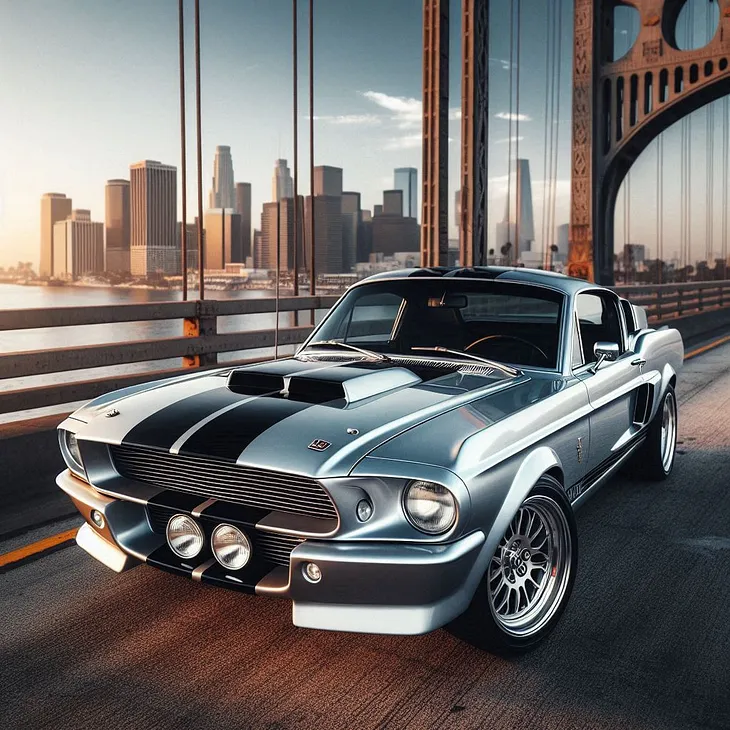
xmin=346 ymin=428 xmax=359 ymax=435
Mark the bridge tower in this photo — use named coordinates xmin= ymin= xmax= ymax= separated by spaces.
xmin=569 ymin=0 xmax=730 ymax=284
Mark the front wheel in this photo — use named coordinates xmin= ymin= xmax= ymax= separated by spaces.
xmin=449 ymin=476 xmax=577 ymax=654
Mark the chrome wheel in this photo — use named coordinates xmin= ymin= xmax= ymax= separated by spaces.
xmin=660 ymin=391 xmax=677 ymax=473
xmin=488 ymin=495 xmax=572 ymax=637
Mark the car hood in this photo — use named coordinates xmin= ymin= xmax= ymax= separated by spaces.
xmin=68 ymin=357 xmax=544 ymax=479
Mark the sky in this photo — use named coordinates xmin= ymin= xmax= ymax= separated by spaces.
xmin=0 ymin=0 xmax=726 ymax=270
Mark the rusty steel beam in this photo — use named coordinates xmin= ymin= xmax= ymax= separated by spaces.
xmin=460 ymin=0 xmax=489 ymax=266
xmin=421 ymin=0 xmax=449 ymax=268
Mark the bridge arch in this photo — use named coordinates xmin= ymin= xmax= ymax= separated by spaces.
xmin=569 ymin=0 xmax=730 ymax=283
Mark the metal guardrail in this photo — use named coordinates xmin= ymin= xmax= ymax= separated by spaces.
xmin=0 ymin=281 xmax=729 ymax=416
xmin=0 ymin=295 xmax=339 ymax=415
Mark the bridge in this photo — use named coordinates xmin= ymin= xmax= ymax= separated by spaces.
xmin=2 ymin=1 xmax=730 ymax=729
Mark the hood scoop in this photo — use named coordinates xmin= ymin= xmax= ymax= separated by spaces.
xmin=227 ymin=370 xmax=285 ymax=395
xmin=288 ymin=367 xmax=421 ymax=405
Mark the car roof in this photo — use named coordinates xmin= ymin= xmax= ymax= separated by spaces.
xmin=355 ymin=266 xmax=607 ymax=296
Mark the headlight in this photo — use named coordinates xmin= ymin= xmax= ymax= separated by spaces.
xmin=211 ymin=524 xmax=252 ymax=570
xmin=59 ymin=429 xmax=85 ymax=477
xmin=404 ymin=480 xmax=457 ymax=534
xmin=166 ymin=514 xmax=205 ymax=559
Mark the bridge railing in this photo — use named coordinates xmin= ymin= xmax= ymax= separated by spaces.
xmin=0 ymin=281 xmax=729 ymax=417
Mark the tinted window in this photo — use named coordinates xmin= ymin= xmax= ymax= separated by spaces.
xmin=576 ymin=292 xmax=623 ymax=363
xmin=461 ymin=293 xmax=560 ymax=322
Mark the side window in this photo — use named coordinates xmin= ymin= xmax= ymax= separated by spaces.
xmin=336 ymin=292 xmax=404 ymax=343
xmin=576 ymin=292 xmax=624 ymax=363
xmin=571 ymin=315 xmax=584 ymax=369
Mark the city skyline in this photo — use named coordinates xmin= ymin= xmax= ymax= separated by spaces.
xmin=1 ymin=0 xmax=728 ymax=270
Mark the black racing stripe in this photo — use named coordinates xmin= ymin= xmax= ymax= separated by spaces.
xmin=178 ymin=397 xmax=313 ymax=461
xmin=123 ymin=386 xmax=250 ymax=450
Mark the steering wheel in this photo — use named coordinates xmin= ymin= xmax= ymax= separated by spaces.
xmin=465 ymin=334 xmax=550 ymax=365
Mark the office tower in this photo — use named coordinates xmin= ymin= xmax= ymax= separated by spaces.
xmin=204 ymin=209 xmax=242 ymax=269
xmin=556 ymin=223 xmax=569 ymax=264
xmin=372 ymin=190 xmax=419 ymax=257
xmin=178 ymin=221 xmax=199 ymax=270
xmin=52 ymin=209 xmax=104 ymax=279
xmin=358 ymin=209 xmax=373 ymax=263
xmin=235 ymin=182 xmax=252 ymax=260
xmin=40 ymin=193 xmax=72 ymax=277
xmin=272 ymin=159 xmax=294 ymax=201
xmin=129 ymin=160 xmax=177 ymax=276
xmin=305 ymin=196 xmax=343 ymax=274
xmin=208 ymin=145 xmax=235 ymax=209
xmin=260 ymin=199 xmax=304 ymax=272
xmin=314 ymin=166 xmax=343 ymax=197
xmin=382 ymin=190 xmax=404 ymax=216
xmin=105 ymin=179 xmax=130 ymax=273
xmin=342 ymin=191 xmax=361 ymax=274
xmin=252 ymin=229 xmax=263 ymax=269
xmin=454 ymin=189 xmax=461 ymax=230
xmin=394 ymin=167 xmax=418 ymax=219
xmin=500 ymin=158 xmax=535 ymax=259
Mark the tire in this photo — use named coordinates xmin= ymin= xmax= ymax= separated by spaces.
xmin=448 ymin=476 xmax=578 ymax=655
xmin=634 ymin=385 xmax=677 ymax=481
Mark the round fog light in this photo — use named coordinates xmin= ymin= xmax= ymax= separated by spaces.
xmin=356 ymin=499 xmax=373 ymax=522
xmin=166 ymin=514 xmax=204 ymax=559
xmin=303 ymin=562 xmax=322 ymax=583
xmin=211 ymin=523 xmax=251 ymax=570
xmin=90 ymin=509 xmax=105 ymax=529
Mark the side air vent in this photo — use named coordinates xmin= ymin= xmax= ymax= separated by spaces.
xmin=227 ymin=370 xmax=285 ymax=395
xmin=633 ymin=383 xmax=654 ymax=426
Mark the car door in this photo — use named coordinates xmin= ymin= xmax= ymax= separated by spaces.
xmin=573 ymin=290 xmax=645 ymax=477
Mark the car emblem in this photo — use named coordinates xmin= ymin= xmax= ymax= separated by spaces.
xmin=576 ymin=436 xmax=583 ymax=463
xmin=105 ymin=408 xmax=120 ymax=418
xmin=308 ymin=439 xmax=331 ymax=452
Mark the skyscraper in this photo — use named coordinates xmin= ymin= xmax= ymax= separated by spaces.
xmin=304 ymin=196 xmax=343 ymax=274
xmin=208 ymin=145 xmax=235 ymax=209
xmin=272 ymin=159 xmax=293 ymax=201
xmin=394 ymin=167 xmax=418 ymax=219
xmin=235 ymin=182 xmax=252 ymax=261
xmin=105 ymin=179 xmax=130 ymax=273
xmin=496 ymin=159 xmax=536 ymax=263
xmin=40 ymin=193 xmax=72 ymax=277
xmin=204 ymin=209 xmax=242 ymax=269
xmin=383 ymin=190 xmax=404 ymax=216
xmin=314 ymin=166 xmax=343 ymax=197
xmin=53 ymin=209 xmax=104 ymax=279
xmin=342 ymin=191 xmax=361 ymax=274
xmin=129 ymin=160 xmax=177 ymax=276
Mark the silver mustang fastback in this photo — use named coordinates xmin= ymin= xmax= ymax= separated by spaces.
xmin=57 ymin=267 xmax=683 ymax=653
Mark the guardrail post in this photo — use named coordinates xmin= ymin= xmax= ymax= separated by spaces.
xmin=677 ymin=287 xmax=683 ymax=317
xmin=656 ymin=287 xmax=662 ymax=322
xmin=183 ymin=300 xmax=218 ymax=368
xmin=698 ymin=286 xmax=704 ymax=312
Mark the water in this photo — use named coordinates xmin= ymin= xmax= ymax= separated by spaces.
xmin=0 ymin=284 xmax=311 ymax=421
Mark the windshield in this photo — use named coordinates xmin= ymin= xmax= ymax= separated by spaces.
xmin=307 ymin=279 xmax=564 ymax=369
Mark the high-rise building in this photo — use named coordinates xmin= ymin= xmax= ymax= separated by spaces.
xmin=204 ymin=209 xmax=242 ymax=269
xmin=272 ymin=159 xmax=293 ymax=201
xmin=259 ymin=198 xmax=304 ymax=272
xmin=454 ymin=189 xmax=461 ymax=230
xmin=252 ymin=228 xmax=263 ymax=269
xmin=314 ymin=166 xmax=343 ymax=197
xmin=105 ymin=179 xmax=130 ymax=273
xmin=208 ymin=145 xmax=235 ymax=209
xmin=358 ymin=209 xmax=373 ymax=263
xmin=394 ymin=167 xmax=418 ymax=219
xmin=52 ymin=209 xmax=104 ymax=279
xmin=178 ymin=221 xmax=199 ymax=270
xmin=129 ymin=160 xmax=177 ymax=276
xmin=500 ymin=158 xmax=535 ymax=257
xmin=304 ymin=196 xmax=343 ymax=274
xmin=235 ymin=182 xmax=252 ymax=260
xmin=342 ymin=191 xmax=361 ymax=274
xmin=40 ymin=193 xmax=72 ymax=277
xmin=383 ymin=190 xmax=404 ymax=216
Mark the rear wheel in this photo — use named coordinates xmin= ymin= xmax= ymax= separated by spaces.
xmin=449 ymin=476 xmax=577 ymax=654
xmin=632 ymin=386 xmax=677 ymax=481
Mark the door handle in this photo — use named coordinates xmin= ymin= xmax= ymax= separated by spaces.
xmin=631 ymin=357 xmax=646 ymax=367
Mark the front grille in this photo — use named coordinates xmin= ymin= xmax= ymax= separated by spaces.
xmin=146 ymin=504 xmax=304 ymax=567
xmin=111 ymin=444 xmax=338 ymax=521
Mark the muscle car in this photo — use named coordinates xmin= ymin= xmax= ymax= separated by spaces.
xmin=57 ymin=267 xmax=683 ymax=653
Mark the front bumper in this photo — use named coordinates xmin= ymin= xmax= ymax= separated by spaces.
xmin=58 ymin=469 xmax=486 ymax=635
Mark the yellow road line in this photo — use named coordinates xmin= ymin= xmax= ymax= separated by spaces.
xmin=684 ymin=335 xmax=730 ymax=360
xmin=2 ymin=332 xmax=729 ymax=571
xmin=0 ymin=528 xmax=77 ymax=569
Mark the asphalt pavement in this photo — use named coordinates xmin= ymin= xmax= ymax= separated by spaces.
xmin=1 ymin=343 xmax=729 ymax=730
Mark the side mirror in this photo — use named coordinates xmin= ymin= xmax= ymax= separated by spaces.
xmin=590 ymin=341 xmax=619 ymax=373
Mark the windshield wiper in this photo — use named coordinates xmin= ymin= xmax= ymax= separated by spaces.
xmin=411 ymin=346 xmax=520 ymax=377
xmin=301 ymin=340 xmax=390 ymax=362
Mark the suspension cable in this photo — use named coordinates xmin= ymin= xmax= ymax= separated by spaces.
xmin=514 ymin=0 xmax=522 ymax=262
xmin=723 ymin=96 xmax=729 ymax=278
xmin=657 ymin=135 xmax=663 ymax=284
xmin=505 ymin=0 xmax=515 ymax=263
xmin=540 ymin=0 xmax=552 ymax=268
xmin=548 ymin=0 xmax=562 ymax=267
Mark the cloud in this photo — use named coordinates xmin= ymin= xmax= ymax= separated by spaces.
xmin=385 ymin=133 xmax=423 ymax=150
xmin=449 ymin=108 xmax=462 ymax=121
xmin=490 ymin=57 xmax=514 ymax=70
xmin=495 ymin=136 xmax=525 ymax=144
xmin=309 ymin=114 xmax=381 ymax=126
xmin=495 ymin=112 xmax=532 ymax=122
xmin=361 ymin=90 xmax=422 ymax=128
